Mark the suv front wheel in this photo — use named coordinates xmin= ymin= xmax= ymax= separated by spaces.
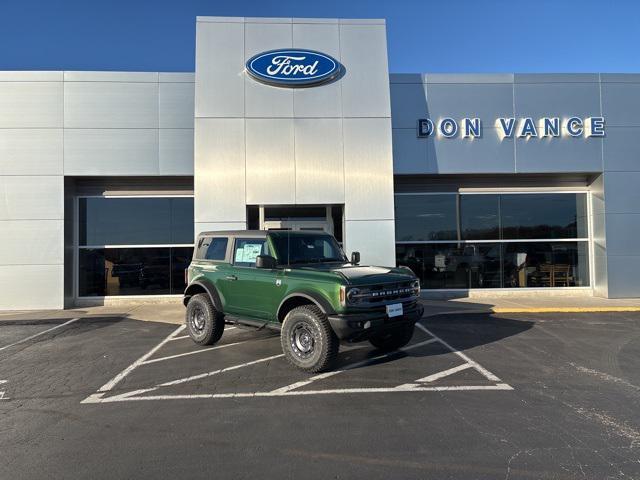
xmin=281 ymin=305 xmax=338 ymax=373
xmin=185 ymin=293 xmax=225 ymax=346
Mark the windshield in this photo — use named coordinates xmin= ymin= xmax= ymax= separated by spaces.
xmin=269 ymin=233 xmax=347 ymax=265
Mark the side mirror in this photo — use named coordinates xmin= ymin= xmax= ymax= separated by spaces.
xmin=256 ymin=255 xmax=277 ymax=269
xmin=351 ymin=251 xmax=360 ymax=265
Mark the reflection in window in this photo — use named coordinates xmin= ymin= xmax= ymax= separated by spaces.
xmin=500 ymin=194 xmax=587 ymax=239
xmin=394 ymin=194 xmax=458 ymax=241
xmin=460 ymin=195 xmax=500 ymax=240
xmin=79 ymin=247 xmax=193 ymax=296
xmin=79 ymin=197 xmax=194 ymax=246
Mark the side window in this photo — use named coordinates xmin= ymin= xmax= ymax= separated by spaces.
xmin=233 ymin=238 xmax=268 ymax=267
xmin=205 ymin=238 xmax=228 ymax=261
xmin=196 ymin=237 xmax=228 ymax=261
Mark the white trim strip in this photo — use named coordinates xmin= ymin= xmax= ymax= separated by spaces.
xmin=79 ymin=244 xmax=194 ymax=249
xmin=97 ymin=325 xmax=185 ymax=393
xmin=397 ymin=238 xmax=589 ymax=244
xmin=416 ymin=323 xmax=502 ymax=382
xmin=0 ymin=318 xmax=81 ymax=353
xmin=141 ymin=339 xmax=249 ymax=365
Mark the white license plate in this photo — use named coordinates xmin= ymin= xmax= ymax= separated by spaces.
xmin=386 ymin=303 xmax=403 ymax=318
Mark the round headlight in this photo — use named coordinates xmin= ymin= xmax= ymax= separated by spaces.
xmin=346 ymin=288 xmax=360 ymax=304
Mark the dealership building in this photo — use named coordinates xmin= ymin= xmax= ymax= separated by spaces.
xmin=1 ymin=16 xmax=639 ymax=310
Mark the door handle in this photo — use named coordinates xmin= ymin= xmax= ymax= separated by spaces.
xmin=225 ymin=275 xmax=238 ymax=281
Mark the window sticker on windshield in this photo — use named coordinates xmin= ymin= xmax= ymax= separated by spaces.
xmin=235 ymin=243 xmax=263 ymax=263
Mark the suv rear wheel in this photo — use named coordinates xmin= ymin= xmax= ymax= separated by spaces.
xmin=369 ymin=325 xmax=415 ymax=352
xmin=186 ymin=293 xmax=225 ymax=346
xmin=281 ymin=305 xmax=338 ymax=373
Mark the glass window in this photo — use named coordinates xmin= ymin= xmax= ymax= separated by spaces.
xmin=395 ymin=194 xmax=458 ymax=241
xmin=78 ymin=247 xmax=193 ymax=296
xmin=502 ymin=242 xmax=589 ymax=288
xmin=79 ymin=197 xmax=194 ymax=246
xmin=460 ymin=194 xmax=500 ymax=240
xmin=196 ymin=237 xmax=228 ymax=261
xmin=500 ymin=193 xmax=587 ymax=239
xmin=269 ymin=233 xmax=346 ymax=265
xmin=233 ymin=238 xmax=269 ymax=267
xmin=397 ymin=243 xmax=502 ymax=289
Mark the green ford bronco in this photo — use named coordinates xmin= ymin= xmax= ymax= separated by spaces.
xmin=183 ymin=230 xmax=424 ymax=373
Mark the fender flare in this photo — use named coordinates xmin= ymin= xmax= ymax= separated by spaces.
xmin=183 ymin=279 xmax=223 ymax=310
xmin=277 ymin=291 xmax=336 ymax=320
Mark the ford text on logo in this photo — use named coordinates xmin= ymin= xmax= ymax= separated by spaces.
xmin=246 ymin=49 xmax=341 ymax=87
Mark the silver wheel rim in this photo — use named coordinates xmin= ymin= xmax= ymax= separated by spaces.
xmin=190 ymin=307 xmax=206 ymax=333
xmin=290 ymin=322 xmax=315 ymax=359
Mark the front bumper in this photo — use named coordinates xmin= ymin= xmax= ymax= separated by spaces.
xmin=327 ymin=301 xmax=424 ymax=342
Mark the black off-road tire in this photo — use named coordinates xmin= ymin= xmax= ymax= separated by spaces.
xmin=185 ymin=293 xmax=225 ymax=346
xmin=369 ymin=324 xmax=415 ymax=352
xmin=281 ymin=305 xmax=339 ymax=373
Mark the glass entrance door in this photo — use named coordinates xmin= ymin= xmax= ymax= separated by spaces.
xmin=260 ymin=206 xmax=334 ymax=234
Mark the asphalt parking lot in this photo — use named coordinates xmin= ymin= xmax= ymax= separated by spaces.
xmin=0 ymin=308 xmax=639 ymax=479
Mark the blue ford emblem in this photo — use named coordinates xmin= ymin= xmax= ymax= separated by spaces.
xmin=246 ymin=49 xmax=341 ymax=87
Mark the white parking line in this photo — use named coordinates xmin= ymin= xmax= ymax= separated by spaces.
xmin=416 ymin=323 xmax=504 ymax=383
xmin=0 ymin=380 xmax=7 ymax=400
xmin=87 ymin=383 xmax=514 ymax=403
xmin=168 ymin=327 xmax=237 ymax=342
xmin=141 ymin=339 xmax=250 ymax=365
xmin=96 ymin=324 xmax=185 ymax=393
xmin=270 ymin=338 xmax=438 ymax=394
xmin=0 ymin=318 xmax=81 ymax=353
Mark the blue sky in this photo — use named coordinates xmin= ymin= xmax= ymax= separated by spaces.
xmin=0 ymin=0 xmax=637 ymax=73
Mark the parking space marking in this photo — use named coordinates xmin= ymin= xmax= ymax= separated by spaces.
xmin=0 ymin=317 xmax=81 ymax=353
xmin=96 ymin=324 xmax=185 ymax=394
xmin=168 ymin=327 xmax=237 ymax=342
xmin=416 ymin=323 xmax=503 ymax=383
xmin=270 ymin=338 xmax=438 ymax=394
xmin=83 ymin=318 xmax=513 ymax=404
xmin=0 ymin=380 xmax=7 ymax=400
xmin=141 ymin=339 xmax=251 ymax=365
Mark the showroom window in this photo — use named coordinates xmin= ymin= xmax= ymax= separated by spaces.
xmin=395 ymin=192 xmax=590 ymax=289
xmin=77 ymin=197 xmax=194 ymax=297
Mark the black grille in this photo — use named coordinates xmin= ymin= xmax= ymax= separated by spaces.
xmin=364 ymin=281 xmax=415 ymax=303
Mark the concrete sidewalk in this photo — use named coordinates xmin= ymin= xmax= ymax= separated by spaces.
xmin=420 ymin=294 xmax=640 ymax=314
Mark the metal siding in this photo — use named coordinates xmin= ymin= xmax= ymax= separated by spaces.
xmin=515 ymin=136 xmax=603 ymax=173
xmin=426 ymin=83 xmax=514 ymax=122
xmin=344 ymin=220 xmax=396 ymax=267
xmin=603 ymin=127 xmax=640 ymax=171
xmin=432 ymin=132 xmax=515 ymax=173
xmin=244 ymin=23 xmax=294 ymax=118
xmin=194 ymin=118 xmax=246 ymax=223
xmin=245 ymin=118 xmax=295 ymax=205
xmin=159 ymin=82 xmax=195 ymax=129
xmin=195 ymin=21 xmax=245 ymax=118
xmin=339 ymin=24 xmax=391 ymax=118
xmin=0 ymin=265 xmax=64 ymax=310
xmin=0 ymin=176 xmax=63 ymax=220
xmin=392 ymin=129 xmax=430 ymax=174
xmin=604 ymin=213 xmax=640 ymax=256
xmin=0 ymin=220 xmax=63 ymax=265
xmin=0 ymin=129 xmax=63 ymax=175
xmin=294 ymin=118 xmax=344 ymax=204
xmin=343 ymin=118 xmax=394 ymax=220
xmin=159 ymin=129 xmax=194 ymax=175
xmin=390 ymin=83 xmax=428 ymax=129
xmin=603 ymin=172 xmax=640 ymax=214
xmin=64 ymin=129 xmax=159 ymax=175
xmin=514 ymin=82 xmax=601 ymax=119
xmin=601 ymin=82 xmax=640 ymax=126
xmin=0 ymin=82 xmax=63 ymax=128
xmin=605 ymin=255 xmax=640 ymax=298
xmin=64 ymin=82 xmax=159 ymax=128
xmin=292 ymin=23 xmax=342 ymax=118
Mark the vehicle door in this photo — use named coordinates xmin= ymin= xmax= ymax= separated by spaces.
xmin=221 ymin=237 xmax=271 ymax=318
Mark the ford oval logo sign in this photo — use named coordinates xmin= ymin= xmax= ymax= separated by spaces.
xmin=246 ymin=49 xmax=342 ymax=87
